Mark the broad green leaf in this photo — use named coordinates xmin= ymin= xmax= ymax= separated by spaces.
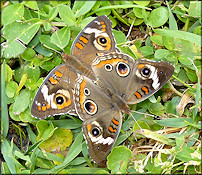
xmin=1 ymin=139 xmax=16 ymax=174
xmin=39 ymin=128 xmax=73 ymax=152
xmin=36 ymin=120 xmax=56 ymax=140
xmin=92 ymin=4 xmax=151 ymax=13
xmin=154 ymin=49 xmax=171 ymax=59
xmin=15 ymin=150 xmax=31 ymax=162
xmin=166 ymin=1 xmax=178 ymax=30
xmin=24 ymin=65 xmax=40 ymax=82
xmin=48 ymin=6 xmax=58 ymax=21
xmin=2 ymin=40 xmax=26 ymax=59
xmin=1 ymin=61 xmax=9 ymax=138
xmin=133 ymin=7 xmax=150 ymax=18
xmin=137 ymin=129 xmax=175 ymax=146
xmin=107 ymin=146 xmax=132 ymax=174
xmin=134 ymin=1 xmax=150 ymax=6
xmin=155 ymin=118 xmax=193 ymax=128
xmin=188 ymin=1 xmax=201 ymax=18
xmin=50 ymin=132 xmax=83 ymax=174
xmin=21 ymin=48 xmax=36 ymax=61
xmin=58 ymin=4 xmax=76 ymax=26
xmin=139 ymin=46 xmax=154 ymax=56
xmin=147 ymin=7 xmax=169 ymax=28
xmin=1 ymin=64 xmax=14 ymax=83
xmin=72 ymin=1 xmax=85 ymax=13
xmin=51 ymin=27 xmax=70 ymax=49
xmin=6 ymin=81 xmax=18 ymax=98
xmin=43 ymin=22 xmax=51 ymax=32
xmin=148 ymin=102 xmax=164 ymax=116
xmin=154 ymin=29 xmax=201 ymax=46
xmin=16 ymin=73 xmax=27 ymax=94
xmin=24 ymin=1 xmax=38 ymax=10
xmin=2 ymin=4 xmax=24 ymax=26
xmin=75 ymin=1 xmax=96 ymax=18
xmin=39 ymin=35 xmax=62 ymax=51
xmin=113 ymin=30 xmax=126 ymax=44
xmin=51 ymin=119 xmax=82 ymax=129
xmin=34 ymin=43 xmax=53 ymax=57
xmin=13 ymin=89 xmax=30 ymax=115
xmin=178 ymin=55 xmax=192 ymax=65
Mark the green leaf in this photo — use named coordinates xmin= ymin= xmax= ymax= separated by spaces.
xmin=154 ymin=29 xmax=201 ymax=46
xmin=154 ymin=49 xmax=171 ymax=59
xmin=24 ymin=1 xmax=38 ymax=10
xmin=75 ymin=1 xmax=96 ymax=18
xmin=155 ymin=118 xmax=193 ymax=128
xmin=51 ymin=119 xmax=82 ymax=129
xmin=137 ymin=129 xmax=175 ymax=146
xmin=51 ymin=27 xmax=70 ymax=49
xmin=39 ymin=35 xmax=62 ymax=51
xmin=36 ymin=120 xmax=56 ymax=141
xmin=2 ymin=4 xmax=24 ymax=26
xmin=1 ymin=61 xmax=9 ymax=138
xmin=39 ymin=128 xmax=73 ymax=152
xmin=24 ymin=65 xmax=40 ymax=82
xmin=139 ymin=46 xmax=154 ymax=57
xmin=13 ymin=89 xmax=30 ymax=115
xmin=147 ymin=7 xmax=169 ymax=28
xmin=6 ymin=81 xmax=18 ymax=98
xmin=48 ymin=6 xmax=58 ymax=21
xmin=43 ymin=22 xmax=52 ymax=32
xmin=148 ymin=102 xmax=164 ymax=116
xmin=50 ymin=132 xmax=83 ymax=174
xmin=166 ymin=1 xmax=178 ymax=30
xmin=58 ymin=4 xmax=76 ymax=26
xmin=107 ymin=146 xmax=132 ymax=174
xmin=113 ymin=30 xmax=127 ymax=44
xmin=188 ymin=1 xmax=201 ymax=18
xmin=1 ymin=139 xmax=16 ymax=174
xmin=21 ymin=48 xmax=36 ymax=61
xmin=134 ymin=1 xmax=150 ymax=6
xmin=178 ymin=55 xmax=192 ymax=65
xmin=1 ymin=64 xmax=14 ymax=83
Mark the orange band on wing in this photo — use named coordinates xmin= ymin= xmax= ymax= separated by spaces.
xmin=79 ymin=36 xmax=88 ymax=44
xmin=142 ymin=86 xmax=149 ymax=95
xmin=79 ymin=79 xmax=87 ymax=113
xmin=138 ymin=64 xmax=145 ymax=69
xmin=87 ymin=124 xmax=91 ymax=131
xmin=112 ymin=118 xmax=119 ymax=126
xmin=109 ymin=126 xmax=116 ymax=133
xmin=49 ymin=77 xmax=59 ymax=84
xmin=76 ymin=43 xmax=83 ymax=50
xmin=55 ymin=71 xmax=63 ymax=78
xmin=95 ymin=58 xmax=126 ymax=68
xmin=134 ymin=91 xmax=142 ymax=99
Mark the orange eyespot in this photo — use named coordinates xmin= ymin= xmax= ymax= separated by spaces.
xmin=97 ymin=36 xmax=108 ymax=46
xmin=54 ymin=94 xmax=71 ymax=109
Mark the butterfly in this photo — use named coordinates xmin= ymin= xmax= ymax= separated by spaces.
xmin=31 ymin=15 xmax=174 ymax=163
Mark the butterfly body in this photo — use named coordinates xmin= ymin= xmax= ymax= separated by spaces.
xmin=31 ymin=15 xmax=174 ymax=163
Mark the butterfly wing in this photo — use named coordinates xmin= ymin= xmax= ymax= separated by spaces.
xmin=92 ymin=52 xmax=174 ymax=105
xmin=71 ymin=15 xmax=120 ymax=68
xmin=31 ymin=64 xmax=77 ymax=119
xmin=74 ymin=75 xmax=122 ymax=163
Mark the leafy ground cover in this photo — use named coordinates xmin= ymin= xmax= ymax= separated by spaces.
xmin=1 ymin=0 xmax=201 ymax=174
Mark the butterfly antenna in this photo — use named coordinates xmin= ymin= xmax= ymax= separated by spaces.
xmin=130 ymin=110 xmax=158 ymax=118
xmin=128 ymin=111 xmax=143 ymax=131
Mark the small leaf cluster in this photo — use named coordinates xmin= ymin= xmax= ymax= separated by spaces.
xmin=1 ymin=0 xmax=201 ymax=174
